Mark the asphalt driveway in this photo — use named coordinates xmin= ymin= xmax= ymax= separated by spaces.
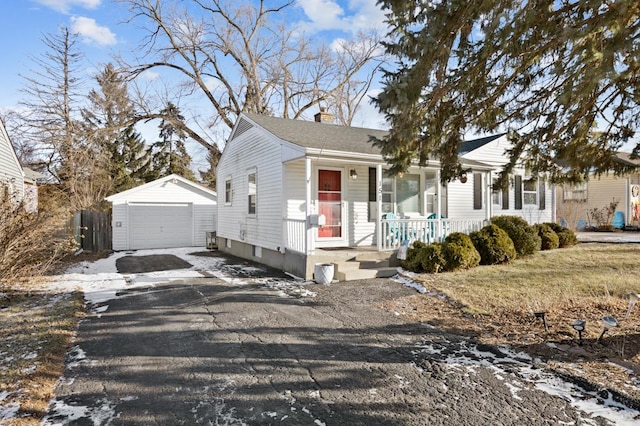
xmin=43 ymin=250 xmax=637 ymax=425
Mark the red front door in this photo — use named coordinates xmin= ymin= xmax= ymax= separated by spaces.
xmin=318 ymin=170 xmax=342 ymax=238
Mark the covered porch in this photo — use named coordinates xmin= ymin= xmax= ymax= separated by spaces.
xmin=281 ymin=156 xmax=491 ymax=278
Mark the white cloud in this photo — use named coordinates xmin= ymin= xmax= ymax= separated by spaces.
xmin=71 ymin=16 xmax=117 ymax=46
xmin=32 ymin=0 xmax=101 ymax=14
xmin=296 ymin=0 xmax=386 ymax=34
xmin=141 ymin=71 xmax=160 ymax=81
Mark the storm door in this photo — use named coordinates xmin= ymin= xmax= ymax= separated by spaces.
xmin=317 ymin=169 xmax=342 ymax=239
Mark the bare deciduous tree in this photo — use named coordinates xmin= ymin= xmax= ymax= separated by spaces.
xmin=118 ymin=0 xmax=385 ymax=144
xmin=20 ymin=26 xmax=111 ymax=211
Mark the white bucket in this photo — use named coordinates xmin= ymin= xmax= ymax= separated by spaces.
xmin=314 ymin=263 xmax=334 ymax=284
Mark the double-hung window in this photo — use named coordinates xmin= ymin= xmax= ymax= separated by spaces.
xmin=224 ymin=177 xmax=232 ymax=205
xmin=523 ymin=179 xmax=538 ymax=205
xmin=247 ymin=169 xmax=256 ymax=215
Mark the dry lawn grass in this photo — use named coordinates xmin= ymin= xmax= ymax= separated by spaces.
xmin=0 ymin=282 xmax=85 ymax=425
xmin=381 ymin=243 xmax=640 ymax=402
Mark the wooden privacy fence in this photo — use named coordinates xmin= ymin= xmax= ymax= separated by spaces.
xmin=67 ymin=210 xmax=112 ymax=252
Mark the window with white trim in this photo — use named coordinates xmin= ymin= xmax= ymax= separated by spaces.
xmin=563 ymin=182 xmax=587 ymax=201
xmin=523 ymin=179 xmax=538 ymax=205
xmin=247 ymin=170 xmax=256 ymax=215
xmin=380 ymin=173 xmax=422 ymax=216
xmin=224 ymin=177 xmax=232 ymax=205
xmin=492 ymin=177 xmax=501 ymax=206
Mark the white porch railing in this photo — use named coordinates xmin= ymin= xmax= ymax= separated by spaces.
xmin=283 ymin=217 xmax=488 ymax=253
xmin=380 ymin=218 xmax=488 ymax=251
xmin=284 ymin=218 xmax=307 ymax=254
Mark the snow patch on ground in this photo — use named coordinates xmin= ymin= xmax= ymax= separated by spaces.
xmin=392 ymin=269 xmax=427 ymax=293
xmin=42 ymin=398 xmax=116 ymax=426
xmin=414 ymin=339 xmax=640 ymax=425
xmin=0 ymin=390 xmax=20 ymax=421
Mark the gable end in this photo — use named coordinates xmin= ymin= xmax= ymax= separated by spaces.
xmin=231 ymin=118 xmax=254 ymax=140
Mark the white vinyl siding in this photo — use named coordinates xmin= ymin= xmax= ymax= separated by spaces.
xmin=461 ymin=135 xmax=554 ymax=224
xmin=217 ymin=126 xmax=283 ymax=250
xmin=0 ymin=120 xmax=24 ymax=202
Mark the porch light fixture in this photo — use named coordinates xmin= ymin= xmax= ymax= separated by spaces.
xmin=460 ymin=173 xmax=467 ymax=184
xmin=597 ymin=315 xmax=618 ymax=343
xmin=534 ymin=311 xmax=549 ymax=333
xmin=625 ymin=292 xmax=640 ymax=319
xmin=350 ymin=169 xmax=358 ymax=180
xmin=572 ymin=320 xmax=586 ymax=345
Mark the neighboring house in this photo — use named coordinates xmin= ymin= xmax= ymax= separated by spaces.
xmin=216 ymin=112 xmax=556 ymax=280
xmin=0 ymin=118 xmax=42 ymax=213
xmin=106 ymin=174 xmax=217 ymax=250
xmin=23 ymin=167 xmax=45 ymax=213
xmin=556 ymin=153 xmax=640 ymax=230
xmin=0 ymin=118 xmax=25 ymax=205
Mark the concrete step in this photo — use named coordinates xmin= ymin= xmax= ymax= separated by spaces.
xmin=334 ymin=266 xmax=398 ymax=281
xmin=333 ymin=259 xmax=392 ymax=271
xmin=354 ymin=252 xmax=401 ymax=267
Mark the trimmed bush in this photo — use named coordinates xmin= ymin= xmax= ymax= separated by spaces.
xmin=544 ymin=222 xmax=578 ymax=248
xmin=534 ymin=223 xmax=560 ymax=250
xmin=491 ymin=215 xmax=541 ymax=256
xmin=470 ymin=224 xmax=517 ymax=265
xmin=401 ymin=241 xmax=446 ymax=273
xmin=442 ymin=232 xmax=481 ymax=271
xmin=402 ymin=240 xmax=427 ymax=273
xmin=417 ymin=243 xmax=446 ymax=273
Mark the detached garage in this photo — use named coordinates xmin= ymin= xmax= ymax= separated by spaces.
xmin=106 ymin=174 xmax=217 ymax=251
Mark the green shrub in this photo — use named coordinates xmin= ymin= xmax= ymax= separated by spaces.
xmin=442 ymin=232 xmax=481 ymax=271
xmin=544 ymin=222 xmax=578 ymax=248
xmin=417 ymin=243 xmax=446 ymax=273
xmin=402 ymin=240 xmax=427 ymax=272
xmin=534 ymin=223 xmax=560 ymax=250
xmin=491 ymin=215 xmax=541 ymax=256
xmin=401 ymin=241 xmax=446 ymax=273
xmin=470 ymin=224 xmax=517 ymax=265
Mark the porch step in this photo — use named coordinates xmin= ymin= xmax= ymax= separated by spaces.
xmin=333 ymin=251 xmax=400 ymax=281
xmin=334 ymin=265 xmax=398 ymax=281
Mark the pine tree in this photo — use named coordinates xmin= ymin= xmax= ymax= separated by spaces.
xmin=147 ymin=103 xmax=195 ymax=181
xmin=374 ymin=1 xmax=640 ymax=184
xmin=82 ymin=63 xmax=151 ymax=194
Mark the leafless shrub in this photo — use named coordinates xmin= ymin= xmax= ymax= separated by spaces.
xmin=0 ymin=197 xmax=77 ymax=288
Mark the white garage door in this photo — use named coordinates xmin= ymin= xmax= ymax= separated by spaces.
xmin=128 ymin=203 xmax=193 ymax=249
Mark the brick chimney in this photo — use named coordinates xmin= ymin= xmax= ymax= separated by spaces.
xmin=314 ymin=107 xmax=334 ymax=123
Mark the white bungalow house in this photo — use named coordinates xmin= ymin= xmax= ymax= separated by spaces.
xmin=0 ymin=118 xmax=40 ymax=212
xmin=216 ymin=112 xmax=555 ymax=280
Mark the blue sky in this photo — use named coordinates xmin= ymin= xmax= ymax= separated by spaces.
xmin=0 ymin=0 xmax=389 ymax=169
xmin=0 ymin=0 xmax=388 ymax=110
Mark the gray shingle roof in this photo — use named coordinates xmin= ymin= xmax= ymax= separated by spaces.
xmin=243 ymin=113 xmax=388 ymax=155
xmin=240 ymin=113 xmax=497 ymax=170
xmin=458 ymin=133 xmax=507 ymax=155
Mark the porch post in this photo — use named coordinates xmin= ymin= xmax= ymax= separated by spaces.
xmin=486 ymin=171 xmax=492 ymax=222
xmin=376 ymin=163 xmax=383 ymax=250
xmin=305 ymin=157 xmax=315 ymax=254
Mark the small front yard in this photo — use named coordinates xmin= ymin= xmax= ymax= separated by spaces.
xmin=0 ymin=286 xmax=84 ymax=425
xmin=383 ymin=243 xmax=640 ymax=403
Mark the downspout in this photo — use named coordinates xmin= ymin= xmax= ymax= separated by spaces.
xmin=376 ymin=163 xmax=382 ymax=250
